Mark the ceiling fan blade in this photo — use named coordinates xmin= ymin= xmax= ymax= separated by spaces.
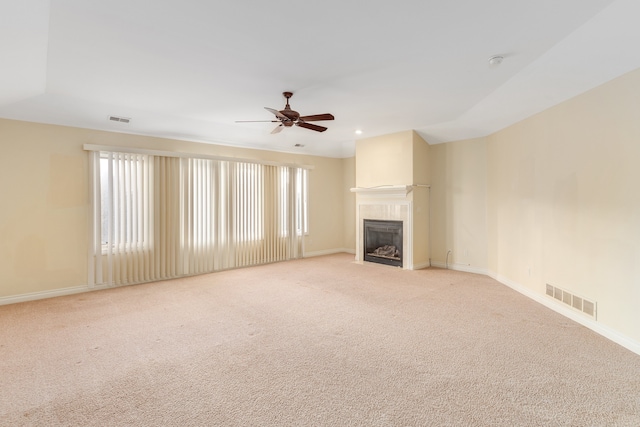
xmin=298 ymin=113 xmax=335 ymax=122
xmin=271 ymin=124 xmax=284 ymax=134
xmin=265 ymin=107 xmax=288 ymax=120
xmin=297 ymin=122 xmax=327 ymax=132
xmin=235 ymin=120 xmax=279 ymax=123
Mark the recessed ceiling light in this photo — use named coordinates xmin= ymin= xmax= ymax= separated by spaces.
xmin=355 ymin=130 xmax=363 ymax=135
xmin=488 ymin=55 xmax=504 ymax=67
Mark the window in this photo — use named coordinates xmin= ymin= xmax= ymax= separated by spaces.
xmin=279 ymin=167 xmax=308 ymax=237
xmin=182 ymin=158 xmax=215 ymax=249
xmin=99 ymin=152 xmax=151 ymax=252
xmin=88 ymin=146 xmax=309 ymax=286
xmin=233 ymin=162 xmax=264 ymax=242
xmin=298 ymin=168 xmax=309 ymax=235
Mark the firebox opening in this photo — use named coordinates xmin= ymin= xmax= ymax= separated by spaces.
xmin=363 ymin=219 xmax=403 ymax=267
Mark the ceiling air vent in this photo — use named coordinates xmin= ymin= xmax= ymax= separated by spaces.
xmin=108 ymin=115 xmax=131 ymax=124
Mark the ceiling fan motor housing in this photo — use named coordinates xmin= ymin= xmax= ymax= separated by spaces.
xmin=280 ymin=92 xmax=299 ymax=124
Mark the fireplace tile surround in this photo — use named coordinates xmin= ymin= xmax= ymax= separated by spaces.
xmin=351 ymin=185 xmax=429 ymax=270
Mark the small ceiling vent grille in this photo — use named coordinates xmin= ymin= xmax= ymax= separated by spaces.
xmin=108 ymin=115 xmax=131 ymax=124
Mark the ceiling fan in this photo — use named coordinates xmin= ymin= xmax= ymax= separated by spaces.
xmin=236 ymin=92 xmax=335 ymax=134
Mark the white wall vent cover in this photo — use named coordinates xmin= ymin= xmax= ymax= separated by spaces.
xmin=108 ymin=115 xmax=131 ymax=124
xmin=546 ymin=283 xmax=597 ymax=320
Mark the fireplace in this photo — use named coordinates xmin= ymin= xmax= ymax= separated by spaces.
xmin=363 ymin=219 xmax=403 ymax=267
xmin=351 ymin=184 xmax=429 ymax=270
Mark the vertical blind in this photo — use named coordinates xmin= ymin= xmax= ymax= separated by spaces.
xmin=88 ymin=149 xmax=307 ymax=287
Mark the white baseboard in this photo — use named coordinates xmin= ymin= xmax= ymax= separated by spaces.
xmin=488 ymin=271 xmax=640 ymax=357
xmin=0 ymin=285 xmax=91 ymax=306
xmin=304 ymin=248 xmax=355 ymax=257
xmin=412 ymin=261 xmax=432 ymax=270
xmin=430 ymin=261 xmax=489 ymax=276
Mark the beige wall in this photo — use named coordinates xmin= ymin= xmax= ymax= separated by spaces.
xmin=342 ymin=156 xmax=356 ymax=252
xmin=412 ymin=186 xmax=430 ymax=267
xmin=486 ymin=67 xmax=640 ymax=344
xmin=0 ymin=121 xmax=88 ymax=297
xmin=412 ymin=131 xmax=430 ymax=185
xmin=355 ymin=130 xmax=430 ymax=187
xmin=0 ymin=119 xmax=346 ymax=299
xmin=412 ymin=131 xmax=431 ymax=267
xmin=355 ymin=130 xmax=414 ymax=187
xmin=429 ymin=138 xmax=488 ymax=270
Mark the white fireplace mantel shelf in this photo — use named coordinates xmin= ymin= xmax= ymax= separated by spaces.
xmin=350 ymin=185 xmax=429 ymax=199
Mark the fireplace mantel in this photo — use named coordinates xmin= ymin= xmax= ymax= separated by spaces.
xmin=350 ymin=185 xmax=414 ymax=198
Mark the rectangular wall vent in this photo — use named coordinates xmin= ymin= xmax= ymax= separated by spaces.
xmin=546 ymin=283 xmax=597 ymax=320
xmin=108 ymin=115 xmax=131 ymax=124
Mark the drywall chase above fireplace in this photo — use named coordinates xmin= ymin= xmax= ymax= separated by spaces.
xmin=351 ymin=185 xmax=430 ymax=270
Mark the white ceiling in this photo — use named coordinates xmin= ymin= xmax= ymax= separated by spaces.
xmin=2 ymin=0 xmax=640 ymax=158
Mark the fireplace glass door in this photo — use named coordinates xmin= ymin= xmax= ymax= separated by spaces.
xmin=363 ymin=219 xmax=403 ymax=267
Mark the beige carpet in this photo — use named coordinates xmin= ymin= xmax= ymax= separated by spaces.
xmin=1 ymin=253 xmax=639 ymax=426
